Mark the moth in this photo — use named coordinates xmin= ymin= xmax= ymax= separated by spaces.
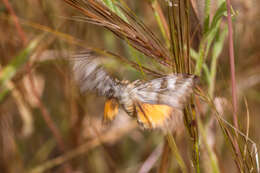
xmin=73 ymin=51 xmax=198 ymax=131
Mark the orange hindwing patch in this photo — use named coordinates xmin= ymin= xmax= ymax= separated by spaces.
xmin=104 ymin=98 xmax=119 ymax=122
xmin=73 ymin=51 xmax=197 ymax=131
xmin=136 ymin=103 xmax=173 ymax=129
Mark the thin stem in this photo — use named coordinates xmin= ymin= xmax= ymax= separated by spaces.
xmin=166 ymin=134 xmax=188 ymax=173
xmin=225 ymin=0 xmax=238 ymax=129
xmin=2 ymin=0 xmax=27 ymax=45
xmin=184 ymin=0 xmax=190 ymax=73
xmin=197 ymin=115 xmax=220 ymax=173
xmin=150 ymin=0 xmax=170 ymax=47
xmin=225 ymin=1 xmax=241 ymax=169
xmin=168 ymin=4 xmax=178 ymax=72
xmin=190 ymin=101 xmax=201 ymax=173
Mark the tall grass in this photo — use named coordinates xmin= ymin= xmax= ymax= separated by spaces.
xmin=0 ymin=0 xmax=259 ymax=173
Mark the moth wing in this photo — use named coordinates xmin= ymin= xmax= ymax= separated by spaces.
xmin=72 ymin=51 xmax=116 ymax=97
xmin=135 ymin=102 xmax=183 ymax=131
xmin=135 ymin=102 xmax=172 ymax=129
xmin=104 ymin=98 xmax=119 ymax=122
xmin=134 ymin=74 xmax=197 ymax=110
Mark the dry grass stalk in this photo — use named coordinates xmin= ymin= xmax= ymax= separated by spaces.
xmin=63 ymin=0 xmax=173 ymax=67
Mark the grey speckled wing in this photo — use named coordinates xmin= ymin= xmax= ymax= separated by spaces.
xmin=72 ymin=51 xmax=198 ymax=130
xmin=72 ymin=51 xmax=117 ymax=98
xmin=132 ymin=74 xmax=197 ymax=109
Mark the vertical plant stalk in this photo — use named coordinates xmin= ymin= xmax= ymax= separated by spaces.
xmin=197 ymin=115 xmax=220 ymax=173
xmin=166 ymin=134 xmax=188 ymax=173
xmin=184 ymin=0 xmax=191 ymax=73
xmin=26 ymin=62 xmax=73 ymax=173
xmin=184 ymin=1 xmax=200 ymax=171
xmin=168 ymin=1 xmax=179 ymax=72
xmin=2 ymin=0 xmax=67 ymax=149
xmin=158 ymin=141 xmax=170 ymax=173
xmin=0 ymin=0 xmax=33 ymax=136
xmin=224 ymin=6 xmax=241 ymax=171
xmin=167 ymin=1 xmax=200 ymax=172
xmin=188 ymin=101 xmax=201 ymax=173
xmin=168 ymin=0 xmax=200 ymax=172
xmin=150 ymin=0 xmax=170 ymax=47
xmin=203 ymin=0 xmax=211 ymax=33
xmin=209 ymin=28 xmax=227 ymax=98
xmin=178 ymin=0 xmax=185 ymax=72
xmin=225 ymin=0 xmax=238 ymax=129
xmin=2 ymin=0 xmax=27 ymax=45
xmin=3 ymin=1 xmax=71 ymax=171
xmin=5 ymin=79 xmax=34 ymax=136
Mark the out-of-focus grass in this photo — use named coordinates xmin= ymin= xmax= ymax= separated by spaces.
xmin=0 ymin=0 xmax=260 ymax=173
xmin=0 ymin=37 xmax=41 ymax=101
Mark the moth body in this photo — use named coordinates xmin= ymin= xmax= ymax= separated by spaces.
xmin=72 ymin=51 xmax=198 ymax=131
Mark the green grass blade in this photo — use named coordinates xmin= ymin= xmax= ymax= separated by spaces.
xmin=203 ymin=0 xmax=211 ymax=33
xmin=0 ymin=37 xmax=41 ymax=102
xmin=209 ymin=27 xmax=228 ymax=97
xmin=166 ymin=133 xmax=188 ymax=173
xmin=210 ymin=2 xmax=227 ymax=32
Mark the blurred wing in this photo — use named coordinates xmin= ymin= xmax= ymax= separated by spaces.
xmin=72 ymin=51 xmax=116 ymax=97
xmin=135 ymin=102 xmax=174 ymax=129
xmin=134 ymin=74 xmax=197 ymax=109
xmin=104 ymin=98 xmax=119 ymax=122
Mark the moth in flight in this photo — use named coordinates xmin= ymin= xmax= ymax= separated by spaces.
xmin=73 ymin=51 xmax=198 ymax=131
